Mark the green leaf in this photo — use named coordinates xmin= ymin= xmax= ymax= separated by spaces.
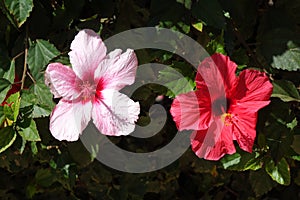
xmin=272 ymin=80 xmax=300 ymax=102
xmin=221 ymin=151 xmax=262 ymax=171
xmin=272 ymin=41 xmax=300 ymax=71
xmin=27 ymin=40 xmax=60 ymax=80
xmin=221 ymin=153 xmax=241 ymax=169
xmin=5 ymin=92 xmax=20 ymax=122
xmin=265 ymin=158 xmax=291 ymax=185
xmin=4 ymin=0 xmax=33 ymax=27
xmin=176 ymin=0 xmax=192 ymax=9
xmin=0 ymin=78 xmax=11 ymax=103
xmin=191 ymin=0 xmax=225 ymax=29
xmin=249 ymin=169 xmax=277 ymax=197
xmin=0 ymin=126 xmax=17 ymax=153
xmin=3 ymin=60 xmax=15 ymax=83
xmin=35 ymin=168 xmax=57 ymax=187
xmin=31 ymin=141 xmax=38 ymax=155
xmin=291 ymin=135 xmax=300 ymax=155
xmin=206 ymin=33 xmax=225 ymax=54
xmin=30 ymin=81 xmax=55 ymax=117
xmin=20 ymin=90 xmax=52 ymax=118
xmin=18 ymin=119 xmax=40 ymax=141
xmin=0 ymin=107 xmax=6 ymax=125
xmin=192 ymin=22 xmax=203 ymax=32
xmin=158 ymin=67 xmax=195 ymax=98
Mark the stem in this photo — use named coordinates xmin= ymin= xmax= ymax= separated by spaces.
xmin=21 ymin=25 xmax=29 ymax=90
xmin=26 ymin=71 xmax=36 ymax=84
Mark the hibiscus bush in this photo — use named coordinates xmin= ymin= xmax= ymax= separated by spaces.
xmin=0 ymin=0 xmax=300 ymax=199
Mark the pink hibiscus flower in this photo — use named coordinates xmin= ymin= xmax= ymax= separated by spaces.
xmin=45 ymin=29 xmax=140 ymax=141
xmin=170 ymin=53 xmax=273 ymax=160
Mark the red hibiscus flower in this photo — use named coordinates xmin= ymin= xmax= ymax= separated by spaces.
xmin=170 ymin=53 xmax=273 ymax=160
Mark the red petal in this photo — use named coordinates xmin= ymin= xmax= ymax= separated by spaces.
xmin=234 ymin=69 xmax=273 ymax=110
xmin=191 ymin=118 xmax=236 ymax=160
xmin=170 ymin=90 xmax=212 ymax=131
xmin=196 ymin=53 xmax=237 ymax=100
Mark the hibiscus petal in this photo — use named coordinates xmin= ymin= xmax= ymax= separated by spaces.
xmin=234 ymin=69 xmax=273 ymax=110
xmin=45 ymin=63 xmax=81 ymax=100
xmin=230 ymin=108 xmax=258 ymax=153
xmin=92 ymin=89 xmax=140 ymax=136
xmin=196 ymin=53 xmax=237 ymax=100
xmin=191 ymin=118 xmax=236 ymax=160
xmin=69 ymin=29 xmax=107 ymax=80
xmin=170 ymin=90 xmax=212 ymax=131
xmin=49 ymin=100 xmax=92 ymax=141
xmin=94 ymin=49 xmax=138 ymax=90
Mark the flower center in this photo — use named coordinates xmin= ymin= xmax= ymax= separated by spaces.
xmin=221 ymin=113 xmax=233 ymax=126
xmin=212 ymin=97 xmax=231 ymax=116
xmin=80 ymin=81 xmax=96 ymax=101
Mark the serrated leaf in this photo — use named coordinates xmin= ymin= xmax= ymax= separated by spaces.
xmin=32 ymin=105 xmax=52 ymax=118
xmin=265 ymin=158 xmax=290 ymax=185
xmin=4 ymin=0 xmax=33 ymax=27
xmin=0 ymin=126 xmax=17 ymax=153
xmin=272 ymin=80 xmax=300 ymax=102
xmin=0 ymin=78 xmax=11 ymax=103
xmin=249 ymin=169 xmax=277 ymax=197
xmin=158 ymin=67 xmax=194 ymax=98
xmin=27 ymin=40 xmax=60 ymax=80
xmin=19 ymin=119 xmax=40 ymax=141
xmin=272 ymin=41 xmax=300 ymax=71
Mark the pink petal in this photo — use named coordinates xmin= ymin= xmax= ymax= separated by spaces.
xmin=49 ymin=100 xmax=92 ymax=141
xmin=196 ymin=53 xmax=237 ymax=100
xmin=191 ymin=118 xmax=236 ymax=160
xmin=92 ymin=89 xmax=140 ymax=136
xmin=170 ymin=90 xmax=212 ymax=131
xmin=45 ymin=63 xmax=81 ymax=100
xmin=94 ymin=49 xmax=138 ymax=90
xmin=234 ymin=69 xmax=273 ymax=110
xmin=69 ymin=29 xmax=107 ymax=80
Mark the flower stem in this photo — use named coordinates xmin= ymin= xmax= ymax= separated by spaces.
xmin=21 ymin=25 xmax=28 ymax=90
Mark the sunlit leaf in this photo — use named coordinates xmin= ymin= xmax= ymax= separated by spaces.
xmin=27 ymin=40 xmax=60 ymax=80
xmin=0 ymin=126 xmax=17 ymax=153
xmin=272 ymin=80 xmax=300 ymax=102
xmin=272 ymin=41 xmax=300 ymax=71
xmin=265 ymin=158 xmax=290 ymax=185
xmin=4 ymin=0 xmax=33 ymax=27
xmin=221 ymin=151 xmax=262 ymax=171
xmin=4 ymin=92 xmax=20 ymax=122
